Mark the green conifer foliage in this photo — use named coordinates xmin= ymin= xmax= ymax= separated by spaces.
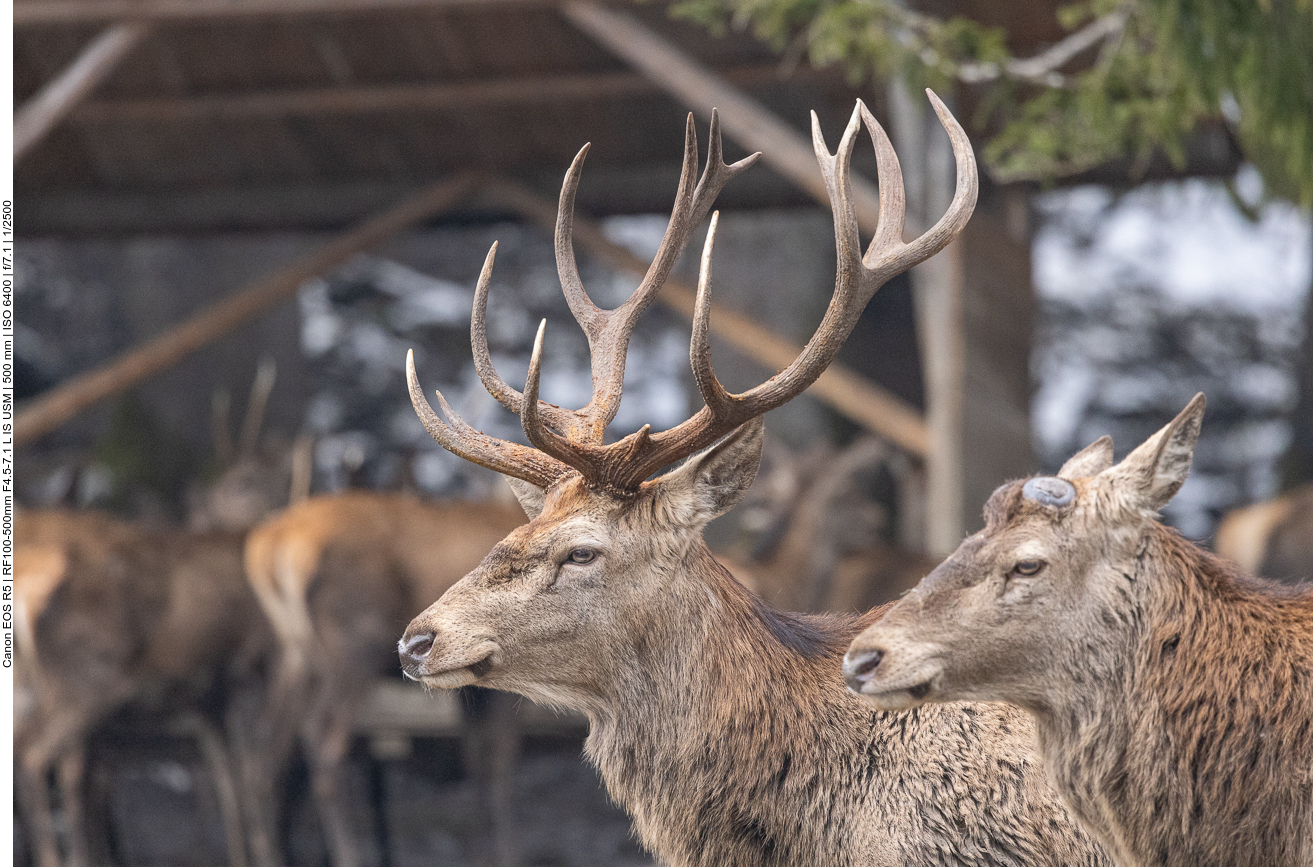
xmin=673 ymin=0 xmax=1313 ymax=204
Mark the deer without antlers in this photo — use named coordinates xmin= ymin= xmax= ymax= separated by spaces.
xmin=845 ymin=396 xmax=1313 ymax=867
xmin=14 ymin=509 xmax=269 ymax=867
xmin=242 ymin=490 xmax=528 ymax=867
xmin=398 ymin=94 xmax=1111 ymax=866
xmin=729 ymin=435 xmax=936 ymax=613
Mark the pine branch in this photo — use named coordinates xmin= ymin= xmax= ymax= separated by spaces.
xmin=958 ymin=10 xmax=1128 ymax=86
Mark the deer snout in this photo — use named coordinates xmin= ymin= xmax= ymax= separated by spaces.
xmin=399 ymin=630 xmax=436 ymax=673
xmin=397 ymin=617 xmax=499 ymax=689
xmin=843 ymin=622 xmax=944 ymax=711
xmin=841 ymin=646 xmax=885 ymax=692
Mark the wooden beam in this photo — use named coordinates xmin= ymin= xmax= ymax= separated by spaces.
xmin=14 ymin=22 xmax=148 ymax=162
xmin=72 ymin=64 xmax=802 ymax=123
xmin=15 ymin=174 xmax=479 ymax=447
xmin=561 ymin=1 xmax=884 ymax=235
xmin=20 ymin=171 xmax=816 ymax=236
xmin=14 ymin=0 xmax=543 ymax=26
xmin=483 ymin=177 xmax=930 ymax=458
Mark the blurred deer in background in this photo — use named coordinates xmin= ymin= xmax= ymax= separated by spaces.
xmin=846 ymin=396 xmax=1313 ymax=867
xmin=730 ymin=435 xmax=934 ymax=613
xmin=398 ymin=98 xmax=1111 ymax=866
xmin=14 ymin=363 xmax=306 ymax=867
xmin=242 ymin=491 xmax=527 ymax=867
xmin=1215 ymin=481 xmax=1313 ymax=587
xmin=191 ymin=357 xmax=314 ymax=534
xmin=14 ymin=510 xmax=270 ymax=867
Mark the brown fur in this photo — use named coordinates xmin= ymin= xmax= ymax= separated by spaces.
xmin=14 ymin=509 xmax=268 ymax=867
xmin=242 ymin=491 xmax=527 ymax=867
xmin=849 ymin=398 xmax=1313 ymax=867
xmin=401 ymin=426 xmax=1111 ymax=866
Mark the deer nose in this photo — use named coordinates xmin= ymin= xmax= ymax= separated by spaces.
xmin=399 ymin=631 xmax=436 ymax=670
xmin=842 ymin=648 xmax=884 ymax=693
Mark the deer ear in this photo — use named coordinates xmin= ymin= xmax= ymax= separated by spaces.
xmin=1099 ymin=394 xmax=1206 ymax=513
xmin=1058 ymin=435 xmax=1114 ymax=480
xmin=504 ymin=476 xmax=546 ymax=519
xmin=656 ymin=417 xmax=765 ymax=524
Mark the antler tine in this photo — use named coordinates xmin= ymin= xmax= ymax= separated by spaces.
xmin=878 ymin=90 xmax=977 ymax=274
xmin=689 ymin=211 xmax=734 ymax=417
xmin=472 ymin=241 xmax=585 ymax=434
xmin=689 ymin=110 xmax=762 ymax=240
xmin=406 ymin=349 xmax=571 ymax=489
xmin=812 ymin=103 xmax=864 ymax=273
xmin=239 ymin=356 xmax=277 ymax=456
xmin=857 ymin=101 xmax=907 ymax=255
xmin=471 ymin=242 xmax=520 ymax=413
xmin=555 ymin=143 xmax=607 ymax=340
xmin=519 ymin=321 xmax=605 ymax=478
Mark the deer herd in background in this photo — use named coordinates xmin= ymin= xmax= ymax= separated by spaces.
xmin=14 ymin=92 xmax=1313 ymax=867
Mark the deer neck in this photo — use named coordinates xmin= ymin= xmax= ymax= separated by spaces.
xmin=582 ymin=543 xmax=877 ymax=866
xmin=1035 ymin=525 xmax=1313 ymax=867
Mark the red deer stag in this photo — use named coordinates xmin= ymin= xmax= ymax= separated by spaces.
xmin=398 ymin=96 xmax=1112 ymax=866
xmin=14 ymin=510 xmax=268 ymax=867
xmin=242 ymin=491 xmax=527 ymax=867
xmin=845 ymin=396 xmax=1313 ymax=867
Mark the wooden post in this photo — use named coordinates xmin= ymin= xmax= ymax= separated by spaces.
xmin=14 ymin=22 xmax=149 ymax=163
xmin=888 ymin=80 xmax=967 ymax=555
xmin=15 ymin=174 xmax=480 ymax=447
xmin=889 ymin=81 xmax=1036 ymax=555
xmin=483 ymin=178 xmax=929 ymax=457
xmin=560 ymin=1 xmax=884 ymax=236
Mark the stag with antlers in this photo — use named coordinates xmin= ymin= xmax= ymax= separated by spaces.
xmin=397 ymin=94 xmax=1111 ymax=866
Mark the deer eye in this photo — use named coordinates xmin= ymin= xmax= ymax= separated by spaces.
xmin=567 ymin=548 xmax=597 ymax=565
xmin=1012 ymin=559 xmax=1045 ymax=577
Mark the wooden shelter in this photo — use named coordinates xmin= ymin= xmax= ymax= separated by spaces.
xmin=14 ymin=0 xmax=1241 ymax=551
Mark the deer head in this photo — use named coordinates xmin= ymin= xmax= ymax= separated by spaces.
xmin=399 ymin=93 xmax=977 ymax=710
xmin=192 ymin=358 xmax=314 ymax=532
xmin=843 ymin=394 xmax=1207 ymax=712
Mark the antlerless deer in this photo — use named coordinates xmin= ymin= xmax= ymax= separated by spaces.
xmin=14 ymin=369 xmax=295 ymax=867
xmin=15 ymin=509 xmax=268 ymax=867
xmin=242 ymin=491 xmax=527 ymax=867
xmin=398 ymin=95 xmax=1112 ymax=866
xmin=845 ymin=396 xmax=1313 ymax=867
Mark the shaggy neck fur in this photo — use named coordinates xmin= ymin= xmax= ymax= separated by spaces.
xmin=582 ymin=546 xmax=1111 ymax=867
xmin=1035 ymin=524 xmax=1313 ymax=867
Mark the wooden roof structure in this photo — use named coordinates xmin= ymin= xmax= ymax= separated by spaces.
xmin=13 ymin=0 xmax=1243 ymax=554
xmin=15 ymin=0 xmax=1234 ymax=236
xmin=15 ymin=1 xmax=872 ymax=234
xmin=16 ymin=0 xmax=1238 ymax=236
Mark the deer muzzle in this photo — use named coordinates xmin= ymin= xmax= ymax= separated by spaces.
xmin=397 ymin=625 xmax=497 ymax=689
xmin=843 ymin=625 xmax=943 ymax=711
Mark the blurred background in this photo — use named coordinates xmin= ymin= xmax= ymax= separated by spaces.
xmin=12 ymin=0 xmax=1313 ymax=865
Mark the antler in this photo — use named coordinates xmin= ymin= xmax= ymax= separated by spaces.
xmin=406 ymin=349 xmax=572 ymax=489
xmin=410 ymin=90 xmax=977 ymax=495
